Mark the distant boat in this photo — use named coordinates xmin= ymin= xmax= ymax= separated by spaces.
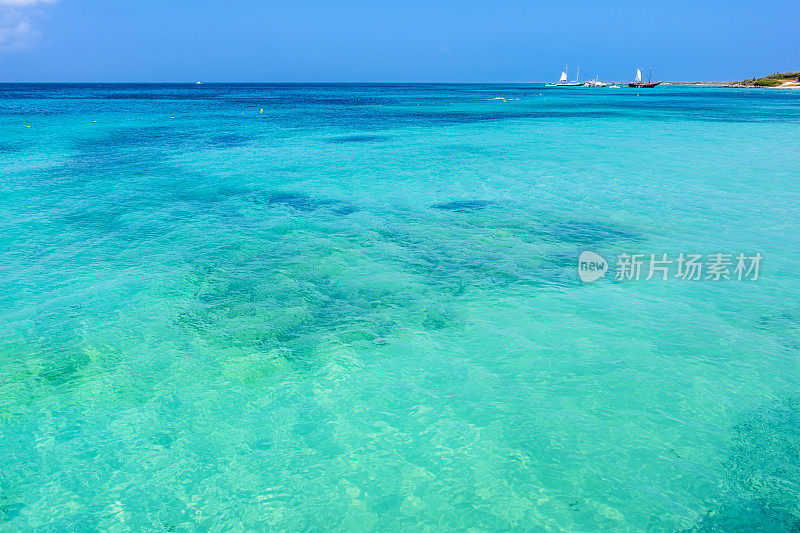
xmin=628 ymin=67 xmax=660 ymax=88
xmin=195 ymin=81 xmax=203 ymax=85
xmin=583 ymin=76 xmax=608 ymax=87
xmin=546 ymin=65 xmax=584 ymax=87
xmin=609 ymin=84 xmax=621 ymax=88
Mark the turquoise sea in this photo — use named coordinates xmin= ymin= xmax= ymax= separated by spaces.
xmin=1 ymin=83 xmax=799 ymax=531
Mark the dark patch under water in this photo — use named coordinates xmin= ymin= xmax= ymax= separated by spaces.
xmin=375 ymin=225 xmax=568 ymax=292
xmin=726 ymin=398 xmax=800 ymax=509
xmin=58 ymin=207 xmax=129 ymax=233
xmin=756 ymin=311 xmax=800 ymax=349
xmin=46 ymin=129 xmax=194 ymax=181
xmin=432 ymin=200 xmax=493 ymax=212
xmin=77 ymin=126 xmax=193 ymax=151
xmin=206 ymin=133 xmax=251 ymax=148
xmin=689 ymin=397 xmax=800 ymax=531
xmin=254 ymin=191 xmax=358 ymax=216
xmin=373 ymin=213 xmax=645 ymax=294
xmin=535 ymin=220 xmax=641 ymax=245
xmin=0 ymin=142 xmax=20 ymax=154
xmin=178 ymin=255 xmax=405 ymax=367
xmin=74 ymin=126 xmax=250 ymax=158
xmin=326 ymin=135 xmax=387 ymax=144
xmin=436 ymin=143 xmax=497 ymax=156
xmin=405 ymin=110 xmax=626 ymax=125
xmin=688 ymin=500 xmax=800 ymax=532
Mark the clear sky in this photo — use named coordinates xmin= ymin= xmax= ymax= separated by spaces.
xmin=0 ymin=0 xmax=798 ymax=82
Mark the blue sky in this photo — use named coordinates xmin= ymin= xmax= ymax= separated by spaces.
xmin=0 ymin=0 xmax=797 ymax=82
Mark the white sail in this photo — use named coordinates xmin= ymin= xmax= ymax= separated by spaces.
xmin=635 ymin=68 xmax=642 ymax=82
xmin=559 ymin=71 xmax=568 ymax=82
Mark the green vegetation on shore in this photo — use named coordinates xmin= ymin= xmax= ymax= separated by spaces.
xmin=739 ymin=71 xmax=800 ymax=87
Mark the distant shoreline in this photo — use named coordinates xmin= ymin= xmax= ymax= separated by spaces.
xmin=662 ymin=81 xmax=800 ymax=89
xmin=670 ymin=71 xmax=799 ymax=89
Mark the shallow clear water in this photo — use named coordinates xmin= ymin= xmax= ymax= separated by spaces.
xmin=1 ymin=83 xmax=799 ymax=530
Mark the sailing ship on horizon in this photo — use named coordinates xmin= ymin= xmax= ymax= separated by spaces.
xmin=546 ymin=65 xmax=584 ymax=87
xmin=629 ymin=67 xmax=660 ymax=88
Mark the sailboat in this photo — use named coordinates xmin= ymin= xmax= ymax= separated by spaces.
xmin=546 ymin=70 xmax=566 ymax=87
xmin=546 ymin=65 xmax=583 ymax=87
xmin=628 ymin=67 xmax=660 ymax=88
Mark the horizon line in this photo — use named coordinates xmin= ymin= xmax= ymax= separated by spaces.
xmin=0 ymin=79 xmax=737 ymax=84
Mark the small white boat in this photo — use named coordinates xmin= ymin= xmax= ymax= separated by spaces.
xmin=609 ymin=84 xmax=621 ymax=89
xmin=583 ymin=76 xmax=608 ymax=87
xmin=548 ymin=65 xmax=583 ymax=87
xmin=195 ymin=81 xmax=203 ymax=85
